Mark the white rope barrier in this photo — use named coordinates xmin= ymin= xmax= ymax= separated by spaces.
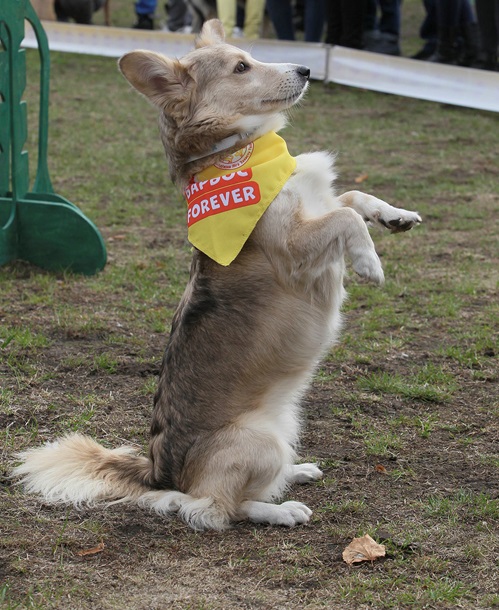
xmin=23 ymin=22 xmax=499 ymax=113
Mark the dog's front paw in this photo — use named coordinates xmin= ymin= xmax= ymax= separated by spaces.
xmin=289 ymin=463 xmax=323 ymax=484
xmin=376 ymin=209 xmax=422 ymax=233
xmin=277 ymin=501 xmax=313 ymax=526
xmin=352 ymin=251 xmax=385 ymax=285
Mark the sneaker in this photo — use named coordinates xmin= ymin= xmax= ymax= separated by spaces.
xmin=370 ymin=32 xmax=401 ymax=56
xmin=411 ymin=42 xmax=436 ymax=60
xmin=132 ymin=14 xmax=154 ymax=29
xmin=364 ymin=29 xmax=381 ymax=51
xmin=161 ymin=24 xmax=192 ymax=33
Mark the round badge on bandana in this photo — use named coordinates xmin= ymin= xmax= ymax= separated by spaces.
xmin=214 ymin=143 xmax=254 ymax=170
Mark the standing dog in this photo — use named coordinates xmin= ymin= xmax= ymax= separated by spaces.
xmin=14 ymin=20 xmax=421 ymax=531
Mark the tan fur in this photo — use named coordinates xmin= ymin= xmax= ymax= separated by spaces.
xmin=12 ymin=21 xmax=421 ymax=531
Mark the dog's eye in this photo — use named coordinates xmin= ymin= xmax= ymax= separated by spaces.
xmin=235 ymin=61 xmax=249 ymax=73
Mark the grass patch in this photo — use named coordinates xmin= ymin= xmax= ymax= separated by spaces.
xmin=337 ymin=572 xmax=471 ymax=608
xmin=358 ymin=364 xmax=457 ymax=402
xmin=1 ymin=2 xmax=498 ymax=608
xmin=0 ymin=327 xmax=51 ymax=351
xmin=423 ymin=490 xmax=499 ymax=520
xmin=363 ymin=429 xmax=403 ymax=457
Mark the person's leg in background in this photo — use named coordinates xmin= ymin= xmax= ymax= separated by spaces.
xmin=266 ymin=0 xmax=295 ymax=39
xmin=304 ymin=0 xmax=325 ymax=42
xmin=163 ymin=0 xmax=189 ymax=31
xmin=244 ymin=0 xmax=267 ymax=38
xmin=364 ymin=0 xmax=401 ymax=55
xmin=364 ymin=0 xmax=380 ymax=50
xmin=430 ymin=0 xmax=462 ymax=64
xmin=430 ymin=0 xmax=480 ymax=65
xmin=133 ymin=0 xmax=157 ymax=28
xmin=336 ymin=0 xmax=367 ymax=49
xmin=412 ymin=0 xmax=438 ymax=59
xmin=216 ymin=0 xmax=237 ymax=36
xmin=377 ymin=0 xmax=401 ymax=54
xmin=326 ymin=0 xmax=367 ymax=48
xmin=475 ymin=0 xmax=499 ymax=70
xmin=457 ymin=0 xmax=480 ymax=66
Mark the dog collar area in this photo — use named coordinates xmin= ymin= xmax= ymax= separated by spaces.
xmin=187 ymin=131 xmax=256 ymax=163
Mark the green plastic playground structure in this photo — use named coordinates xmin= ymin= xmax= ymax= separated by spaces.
xmin=0 ymin=0 xmax=106 ymax=275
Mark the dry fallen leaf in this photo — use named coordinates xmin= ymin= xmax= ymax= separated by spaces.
xmin=342 ymin=534 xmax=386 ymax=565
xmin=354 ymin=173 xmax=369 ymax=184
xmin=75 ymin=542 xmax=105 ymax=557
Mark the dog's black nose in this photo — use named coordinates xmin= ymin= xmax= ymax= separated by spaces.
xmin=297 ymin=66 xmax=311 ymax=80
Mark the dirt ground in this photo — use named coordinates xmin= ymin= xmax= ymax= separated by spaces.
xmin=1 ymin=34 xmax=499 ymax=609
xmin=1 ymin=222 xmax=498 ymax=608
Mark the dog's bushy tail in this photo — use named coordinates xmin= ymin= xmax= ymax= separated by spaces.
xmin=13 ymin=433 xmax=154 ymax=507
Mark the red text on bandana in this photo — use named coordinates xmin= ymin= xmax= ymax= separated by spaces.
xmin=185 ymin=169 xmax=262 ymax=226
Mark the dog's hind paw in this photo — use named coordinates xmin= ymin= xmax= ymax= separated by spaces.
xmin=240 ymin=500 xmax=312 ymax=527
xmin=139 ymin=490 xmax=186 ymax=515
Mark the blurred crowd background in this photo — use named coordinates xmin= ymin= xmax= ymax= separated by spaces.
xmin=37 ymin=0 xmax=499 ymax=71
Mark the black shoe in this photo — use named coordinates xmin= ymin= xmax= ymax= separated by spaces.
xmin=411 ymin=42 xmax=436 ymax=60
xmin=132 ymin=14 xmax=154 ymax=29
xmin=429 ymin=27 xmax=459 ymax=65
xmin=364 ymin=30 xmax=401 ymax=55
xmin=477 ymin=54 xmax=498 ymax=71
xmin=459 ymin=22 xmax=480 ymax=67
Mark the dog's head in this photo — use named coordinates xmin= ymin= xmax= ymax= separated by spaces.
xmin=118 ymin=20 xmax=310 ymax=182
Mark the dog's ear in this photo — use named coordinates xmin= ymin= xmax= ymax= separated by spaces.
xmin=118 ymin=50 xmax=193 ymax=117
xmin=195 ymin=19 xmax=225 ymax=48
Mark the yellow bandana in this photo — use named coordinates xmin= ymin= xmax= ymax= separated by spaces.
xmin=184 ymin=131 xmax=296 ymax=266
